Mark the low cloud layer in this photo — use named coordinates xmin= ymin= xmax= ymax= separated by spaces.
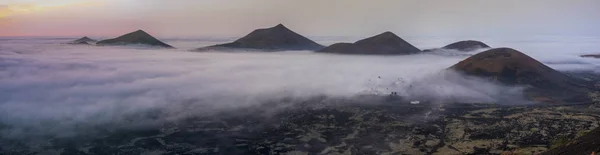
xmin=0 ymin=38 xmax=598 ymax=139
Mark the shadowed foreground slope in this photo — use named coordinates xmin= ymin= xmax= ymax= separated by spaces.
xmin=543 ymin=127 xmax=600 ymax=155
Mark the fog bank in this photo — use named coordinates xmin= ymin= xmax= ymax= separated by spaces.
xmin=0 ymin=38 xmax=598 ymax=138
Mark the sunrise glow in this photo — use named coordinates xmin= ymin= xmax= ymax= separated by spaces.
xmin=0 ymin=0 xmax=101 ymax=18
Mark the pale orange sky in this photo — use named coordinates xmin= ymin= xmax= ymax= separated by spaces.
xmin=0 ymin=0 xmax=599 ymax=37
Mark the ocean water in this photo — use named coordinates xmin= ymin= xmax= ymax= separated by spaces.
xmin=0 ymin=35 xmax=599 ymax=138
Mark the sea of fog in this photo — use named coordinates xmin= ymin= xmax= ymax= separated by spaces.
xmin=1 ymin=35 xmax=600 ymax=138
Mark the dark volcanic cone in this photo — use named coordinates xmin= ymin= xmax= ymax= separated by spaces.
xmin=317 ymin=32 xmax=421 ymax=55
xmin=69 ymin=36 xmax=96 ymax=45
xmin=196 ymin=24 xmax=324 ymax=51
xmin=422 ymin=40 xmax=490 ymax=52
xmin=450 ymin=48 xmax=592 ymax=103
xmin=543 ymin=127 xmax=600 ymax=155
xmin=97 ymin=30 xmax=173 ymax=48
xmin=443 ymin=40 xmax=490 ymax=51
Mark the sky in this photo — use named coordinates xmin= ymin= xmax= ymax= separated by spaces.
xmin=0 ymin=0 xmax=599 ymax=37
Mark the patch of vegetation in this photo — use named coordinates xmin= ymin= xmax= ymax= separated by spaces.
xmin=550 ymin=136 xmax=571 ymax=149
xmin=577 ymin=130 xmax=591 ymax=138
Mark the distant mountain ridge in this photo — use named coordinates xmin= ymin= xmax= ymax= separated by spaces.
xmin=443 ymin=40 xmax=490 ymax=51
xmin=423 ymin=40 xmax=490 ymax=52
xmin=581 ymin=54 xmax=600 ymax=58
xmin=317 ymin=32 xmax=421 ymax=55
xmin=69 ymin=36 xmax=96 ymax=45
xmin=196 ymin=24 xmax=324 ymax=51
xmin=97 ymin=30 xmax=173 ymax=48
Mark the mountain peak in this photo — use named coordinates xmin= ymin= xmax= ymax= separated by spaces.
xmin=274 ymin=24 xmax=286 ymax=29
xmin=260 ymin=24 xmax=291 ymax=33
xmin=131 ymin=30 xmax=150 ymax=36
xmin=443 ymin=40 xmax=490 ymax=51
xmin=318 ymin=31 xmax=421 ymax=55
xmin=195 ymin=24 xmax=323 ymax=51
xmin=451 ymin=48 xmax=591 ymax=103
xmin=451 ymin=47 xmax=554 ymax=79
xmin=69 ymin=36 xmax=97 ymax=45
xmin=356 ymin=31 xmax=404 ymax=45
xmin=96 ymin=30 xmax=173 ymax=48
xmin=452 ymin=48 xmax=536 ymax=70
xmin=378 ymin=31 xmax=398 ymax=37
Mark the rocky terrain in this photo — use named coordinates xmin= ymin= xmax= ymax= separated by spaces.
xmin=2 ymin=93 xmax=599 ymax=155
xmin=68 ymin=36 xmax=97 ymax=45
xmin=97 ymin=30 xmax=173 ymax=48
xmin=195 ymin=24 xmax=324 ymax=51
xmin=317 ymin=32 xmax=421 ymax=55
